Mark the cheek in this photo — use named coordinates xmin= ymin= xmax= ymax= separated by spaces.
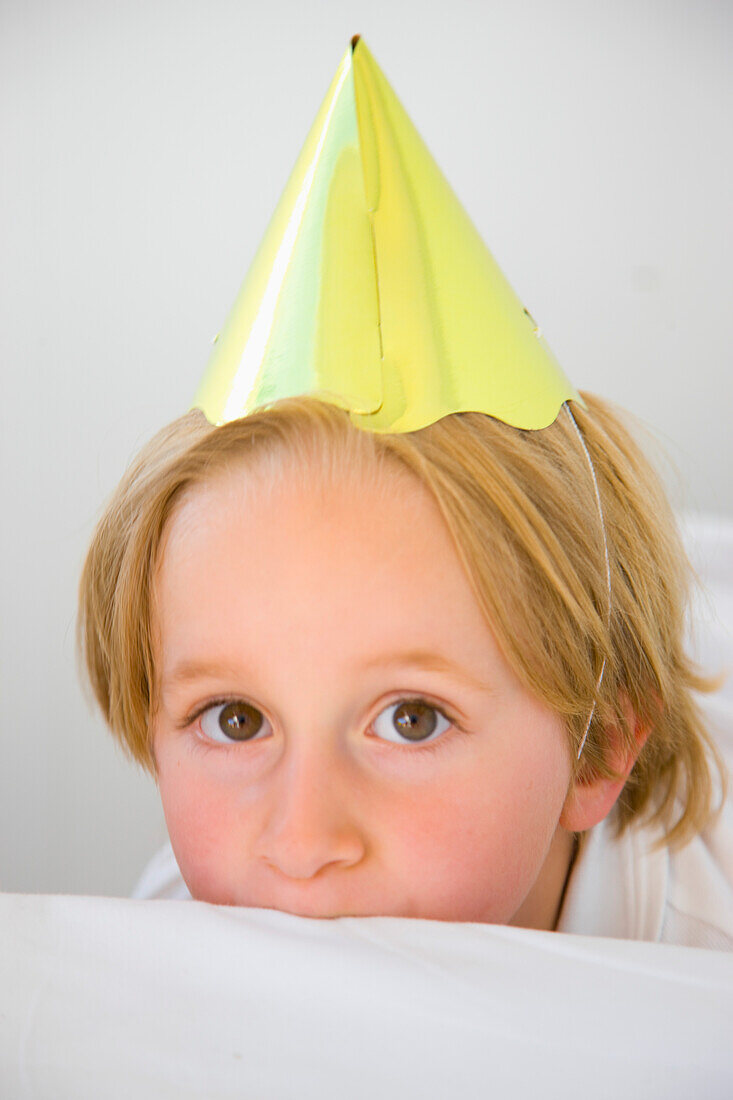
xmin=383 ymin=744 xmax=570 ymax=922
xmin=388 ymin=792 xmax=529 ymax=918
xmin=156 ymin=749 xmax=243 ymax=903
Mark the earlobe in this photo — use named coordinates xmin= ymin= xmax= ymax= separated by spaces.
xmin=559 ymin=709 xmax=651 ymax=833
xmin=559 ymin=771 xmax=630 ymax=833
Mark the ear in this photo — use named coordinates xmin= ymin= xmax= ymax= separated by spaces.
xmin=559 ymin=701 xmax=651 ymax=833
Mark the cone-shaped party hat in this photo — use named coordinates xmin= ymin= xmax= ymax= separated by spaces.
xmin=194 ymin=36 xmax=579 ymax=432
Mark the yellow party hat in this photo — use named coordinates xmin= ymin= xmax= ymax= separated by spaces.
xmin=194 ymin=36 xmax=579 ymax=433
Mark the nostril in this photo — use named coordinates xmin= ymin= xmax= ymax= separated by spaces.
xmin=259 ymin=835 xmax=366 ymax=882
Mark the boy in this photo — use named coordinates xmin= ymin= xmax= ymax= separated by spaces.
xmin=79 ymin=39 xmax=730 ymax=945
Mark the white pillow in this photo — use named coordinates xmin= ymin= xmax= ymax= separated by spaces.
xmin=1 ymin=891 xmax=732 ymax=1098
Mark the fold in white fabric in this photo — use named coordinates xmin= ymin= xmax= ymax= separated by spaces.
xmin=1 ymin=891 xmax=732 ymax=1099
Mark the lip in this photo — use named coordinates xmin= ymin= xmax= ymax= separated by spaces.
xmin=256 ymin=900 xmax=366 ymax=920
xmin=237 ymin=892 xmax=391 ymax=920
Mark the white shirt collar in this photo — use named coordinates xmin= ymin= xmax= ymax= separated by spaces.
xmin=557 ymin=813 xmax=669 ymax=942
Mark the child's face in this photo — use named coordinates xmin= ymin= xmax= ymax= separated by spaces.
xmin=151 ymin=454 xmax=577 ymax=927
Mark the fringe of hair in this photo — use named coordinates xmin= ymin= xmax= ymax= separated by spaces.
xmin=78 ymin=394 xmax=725 ymax=847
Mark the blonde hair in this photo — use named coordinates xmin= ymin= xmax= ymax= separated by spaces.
xmin=79 ymin=393 xmax=724 ymax=847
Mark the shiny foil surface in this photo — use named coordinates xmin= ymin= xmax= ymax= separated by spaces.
xmin=194 ymin=37 xmax=579 ymax=432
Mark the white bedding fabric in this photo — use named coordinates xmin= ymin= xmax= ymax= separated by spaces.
xmin=1 ymin=892 xmax=732 ymax=1099
xmin=2 ymin=514 xmax=732 ymax=1097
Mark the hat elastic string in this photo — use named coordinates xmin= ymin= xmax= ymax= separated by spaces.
xmin=562 ymin=402 xmax=612 ymax=761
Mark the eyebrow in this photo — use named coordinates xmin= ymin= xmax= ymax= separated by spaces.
xmin=161 ymin=650 xmax=492 ymax=696
xmin=358 ymin=650 xmax=493 ymax=694
xmin=161 ymin=660 xmax=250 ymax=693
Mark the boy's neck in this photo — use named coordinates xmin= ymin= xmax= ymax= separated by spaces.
xmin=508 ymin=827 xmax=578 ymax=932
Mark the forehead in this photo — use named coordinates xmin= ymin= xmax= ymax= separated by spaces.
xmin=153 ymin=454 xmax=498 ymax=682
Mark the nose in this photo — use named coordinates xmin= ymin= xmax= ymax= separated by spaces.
xmin=254 ymin=741 xmax=366 ymax=881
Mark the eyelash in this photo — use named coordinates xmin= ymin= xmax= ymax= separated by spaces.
xmin=181 ymin=696 xmax=465 ymax=755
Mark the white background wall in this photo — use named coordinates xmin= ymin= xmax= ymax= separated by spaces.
xmin=1 ymin=0 xmax=731 ymax=896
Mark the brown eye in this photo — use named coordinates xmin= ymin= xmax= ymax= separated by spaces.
xmin=393 ymin=701 xmax=437 ymax=740
xmin=372 ymin=700 xmax=451 ymax=746
xmin=200 ymin=701 xmax=269 ymax=744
